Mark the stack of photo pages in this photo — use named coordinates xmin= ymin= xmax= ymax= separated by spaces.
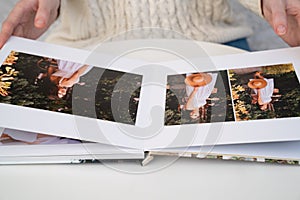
xmin=0 ymin=37 xmax=300 ymax=165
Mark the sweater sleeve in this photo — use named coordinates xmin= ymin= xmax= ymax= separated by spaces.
xmin=238 ymin=0 xmax=263 ymax=17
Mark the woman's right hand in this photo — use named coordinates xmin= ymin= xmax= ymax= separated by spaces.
xmin=0 ymin=0 xmax=60 ymax=49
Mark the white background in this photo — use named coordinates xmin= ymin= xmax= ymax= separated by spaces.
xmin=1 ymin=158 xmax=300 ymax=200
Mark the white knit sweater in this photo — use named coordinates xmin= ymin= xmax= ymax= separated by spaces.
xmin=46 ymin=0 xmax=262 ymax=49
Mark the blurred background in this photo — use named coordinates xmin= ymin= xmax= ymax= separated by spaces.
xmin=0 ymin=0 xmax=289 ymax=51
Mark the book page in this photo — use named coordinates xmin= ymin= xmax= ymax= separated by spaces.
xmin=0 ymin=37 xmax=300 ymax=149
xmin=0 ymin=128 xmax=143 ymax=164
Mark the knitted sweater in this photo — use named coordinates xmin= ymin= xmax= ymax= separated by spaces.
xmin=45 ymin=0 xmax=262 ymax=49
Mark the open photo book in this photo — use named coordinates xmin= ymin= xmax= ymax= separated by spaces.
xmin=0 ymin=37 xmax=300 ymax=165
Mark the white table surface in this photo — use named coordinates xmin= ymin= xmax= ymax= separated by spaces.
xmin=1 ymin=40 xmax=300 ymax=200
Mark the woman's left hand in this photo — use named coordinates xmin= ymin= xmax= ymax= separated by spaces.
xmin=262 ymin=0 xmax=300 ymax=46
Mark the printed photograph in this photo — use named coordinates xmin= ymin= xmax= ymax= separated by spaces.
xmin=0 ymin=128 xmax=81 ymax=146
xmin=0 ymin=51 xmax=142 ymax=125
xmin=229 ymin=63 xmax=300 ymax=121
xmin=165 ymin=70 xmax=234 ymax=125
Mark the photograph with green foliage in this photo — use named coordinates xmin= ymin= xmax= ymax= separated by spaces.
xmin=165 ymin=70 xmax=234 ymax=125
xmin=229 ymin=63 xmax=300 ymax=121
xmin=0 ymin=51 xmax=142 ymax=125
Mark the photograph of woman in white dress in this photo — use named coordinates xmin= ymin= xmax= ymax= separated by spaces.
xmin=35 ymin=59 xmax=93 ymax=99
xmin=0 ymin=51 xmax=143 ymax=125
xmin=0 ymin=128 xmax=80 ymax=146
xmin=165 ymin=70 xmax=234 ymax=125
xmin=229 ymin=63 xmax=300 ymax=121
xmin=248 ymin=71 xmax=279 ymax=111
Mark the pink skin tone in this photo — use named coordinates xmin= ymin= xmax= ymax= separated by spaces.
xmin=190 ymin=109 xmax=200 ymax=119
xmin=0 ymin=0 xmax=60 ymax=48
xmin=262 ymin=0 xmax=300 ymax=47
xmin=1 ymin=0 xmax=300 ymax=48
xmin=40 ymin=64 xmax=87 ymax=98
xmin=53 ymin=65 xmax=89 ymax=98
xmin=184 ymin=87 xmax=201 ymax=120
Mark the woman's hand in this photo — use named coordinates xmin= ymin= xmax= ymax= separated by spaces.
xmin=262 ymin=0 xmax=300 ymax=47
xmin=0 ymin=0 xmax=60 ymax=49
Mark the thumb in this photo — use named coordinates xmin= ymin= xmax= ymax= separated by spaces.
xmin=270 ymin=1 xmax=288 ymax=36
xmin=34 ymin=1 xmax=51 ymax=29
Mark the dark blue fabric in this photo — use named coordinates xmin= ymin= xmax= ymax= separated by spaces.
xmin=223 ymin=38 xmax=251 ymax=51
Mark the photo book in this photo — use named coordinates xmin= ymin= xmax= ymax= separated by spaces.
xmin=1 ymin=37 xmax=300 ymax=165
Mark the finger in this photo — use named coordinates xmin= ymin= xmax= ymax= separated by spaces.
xmin=0 ymin=4 xmax=28 ymax=48
xmin=34 ymin=0 xmax=52 ymax=28
xmin=0 ymin=21 xmax=15 ymax=48
xmin=270 ymin=1 xmax=288 ymax=36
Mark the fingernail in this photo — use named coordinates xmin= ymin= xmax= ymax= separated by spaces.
xmin=35 ymin=19 xmax=44 ymax=27
xmin=277 ymin=25 xmax=286 ymax=35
